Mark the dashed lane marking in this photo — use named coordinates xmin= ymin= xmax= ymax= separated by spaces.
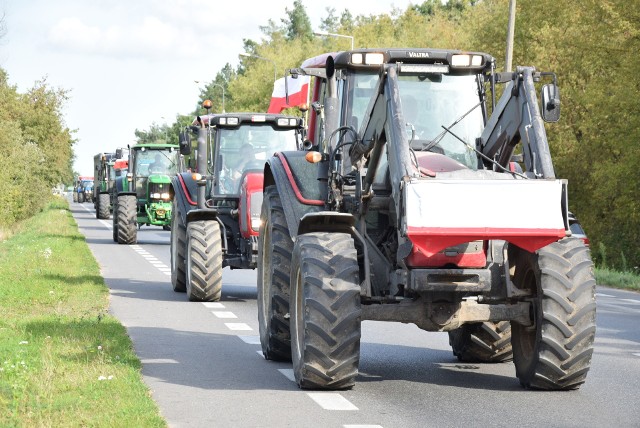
xmin=344 ymin=425 xmax=384 ymax=428
xmin=238 ymin=335 xmax=261 ymax=345
xmin=202 ymin=302 xmax=225 ymax=309
xmin=307 ymin=393 xmax=359 ymax=411
xmin=278 ymin=369 xmax=296 ymax=382
xmin=621 ymin=299 xmax=640 ymax=305
xmin=98 ymin=220 xmax=111 ymax=229
xmin=595 ymin=293 xmax=616 ymax=298
xmin=225 ymin=323 xmax=252 ymax=331
xmin=212 ymin=311 xmax=238 ymax=319
xmin=140 ymin=358 xmax=179 ymax=364
xmin=257 ymin=350 xmax=265 ymax=358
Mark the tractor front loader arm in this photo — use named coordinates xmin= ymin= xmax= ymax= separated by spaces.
xmin=480 ymin=67 xmax=556 ymax=179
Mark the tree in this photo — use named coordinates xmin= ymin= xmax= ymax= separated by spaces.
xmin=282 ymin=0 xmax=313 ymax=41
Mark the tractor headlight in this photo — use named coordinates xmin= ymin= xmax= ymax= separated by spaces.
xmin=251 ymin=218 xmax=262 ymax=231
xmin=161 ymin=192 xmax=170 ymax=200
xmin=151 ymin=192 xmax=161 ymax=199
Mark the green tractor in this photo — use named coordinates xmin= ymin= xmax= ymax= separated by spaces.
xmin=94 ymin=150 xmax=129 ymax=219
xmin=112 ymin=143 xmax=180 ymax=244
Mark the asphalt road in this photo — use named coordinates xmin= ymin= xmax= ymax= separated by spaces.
xmin=72 ymin=201 xmax=640 ymax=428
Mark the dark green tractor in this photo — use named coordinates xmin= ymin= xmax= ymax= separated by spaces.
xmin=112 ymin=143 xmax=180 ymax=244
xmin=93 ymin=152 xmax=116 ymax=219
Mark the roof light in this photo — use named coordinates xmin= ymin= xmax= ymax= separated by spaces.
xmin=365 ymin=53 xmax=384 ymax=65
xmin=451 ymin=54 xmax=484 ymax=67
xmin=219 ymin=118 xmax=226 ymax=125
xmin=351 ymin=53 xmax=363 ymax=64
xmin=400 ymin=64 xmax=449 ymax=74
xmin=289 ymin=118 xmax=298 ymax=126
xmin=277 ymin=118 xmax=289 ymax=126
xmin=251 ymin=115 xmax=266 ymax=122
xmin=227 ymin=117 xmax=239 ymax=125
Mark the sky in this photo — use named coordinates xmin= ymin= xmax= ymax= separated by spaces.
xmin=0 ymin=0 xmax=416 ymax=176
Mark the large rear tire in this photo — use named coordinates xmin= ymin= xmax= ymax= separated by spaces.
xmin=98 ymin=193 xmax=110 ymax=219
xmin=116 ymin=195 xmax=137 ymax=245
xmin=257 ymin=186 xmax=293 ymax=361
xmin=511 ymin=238 xmax=596 ymax=390
xmin=170 ymin=199 xmax=187 ymax=292
xmin=73 ymin=191 xmax=78 ymax=203
xmin=186 ymin=220 xmax=223 ymax=302
xmin=78 ymin=192 xmax=84 ymax=203
xmin=449 ymin=321 xmax=513 ymax=363
xmin=290 ymin=233 xmax=361 ymax=390
xmin=112 ymin=197 xmax=118 ymax=242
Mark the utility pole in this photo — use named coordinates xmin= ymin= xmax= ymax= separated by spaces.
xmin=505 ymin=0 xmax=516 ymax=72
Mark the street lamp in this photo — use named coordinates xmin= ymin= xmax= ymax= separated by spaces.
xmin=160 ymin=116 xmax=168 ymax=141
xmin=314 ymin=31 xmax=354 ymax=51
xmin=194 ymin=80 xmax=226 ymax=113
xmin=239 ymin=52 xmax=277 ymax=82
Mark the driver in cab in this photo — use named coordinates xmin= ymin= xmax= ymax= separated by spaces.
xmin=148 ymin=154 xmax=166 ymax=174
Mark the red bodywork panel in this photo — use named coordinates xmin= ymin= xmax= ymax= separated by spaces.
xmin=239 ymin=172 xmax=263 ymax=238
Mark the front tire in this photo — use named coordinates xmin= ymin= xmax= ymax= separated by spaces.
xmin=186 ymin=220 xmax=223 ymax=302
xmin=449 ymin=321 xmax=513 ymax=363
xmin=511 ymin=238 xmax=596 ymax=390
xmin=98 ymin=193 xmax=110 ymax=219
xmin=290 ymin=233 xmax=361 ymax=390
xmin=170 ymin=199 xmax=187 ymax=292
xmin=257 ymin=186 xmax=293 ymax=361
xmin=116 ymin=195 xmax=137 ymax=245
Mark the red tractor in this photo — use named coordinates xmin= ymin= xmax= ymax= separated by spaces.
xmin=257 ymin=49 xmax=595 ymax=391
xmin=170 ymin=110 xmax=305 ymax=301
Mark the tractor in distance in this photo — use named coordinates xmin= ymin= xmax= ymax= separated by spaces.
xmin=257 ymin=48 xmax=596 ymax=392
xmin=112 ymin=142 xmax=180 ymax=244
xmin=73 ymin=176 xmax=94 ymax=203
xmin=94 ymin=150 xmax=129 ymax=219
xmin=170 ymin=108 xmax=305 ymax=302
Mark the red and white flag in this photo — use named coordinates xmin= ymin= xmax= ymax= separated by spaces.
xmin=267 ymin=75 xmax=310 ymax=113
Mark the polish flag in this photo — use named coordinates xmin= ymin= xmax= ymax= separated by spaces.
xmin=267 ymin=75 xmax=310 ymax=113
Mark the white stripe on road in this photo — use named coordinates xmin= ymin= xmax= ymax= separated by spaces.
xmin=307 ymin=393 xmax=358 ymax=411
xmin=212 ymin=311 xmax=238 ymax=319
xmin=278 ymin=369 xmax=296 ymax=382
xmin=140 ymin=358 xmax=179 ymax=364
xmin=256 ymin=350 xmax=265 ymax=358
xmin=595 ymin=293 xmax=616 ymax=298
xmin=621 ymin=299 xmax=640 ymax=305
xmin=202 ymin=302 xmax=225 ymax=309
xmin=98 ymin=220 xmax=111 ymax=229
xmin=238 ymin=335 xmax=261 ymax=345
xmin=344 ymin=425 xmax=384 ymax=428
xmin=633 ymin=353 xmax=640 ymax=358
xmin=225 ymin=323 xmax=252 ymax=331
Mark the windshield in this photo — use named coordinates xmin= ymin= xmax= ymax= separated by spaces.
xmin=135 ymin=149 xmax=179 ymax=177
xmin=215 ymin=124 xmax=299 ymax=195
xmin=345 ymin=72 xmax=379 ymax=132
xmin=397 ymin=74 xmax=484 ymax=170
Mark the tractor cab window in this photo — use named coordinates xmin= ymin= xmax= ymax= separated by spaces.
xmin=344 ymin=72 xmax=379 ymax=133
xmin=135 ymin=149 xmax=179 ymax=177
xmin=397 ymin=74 xmax=484 ymax=170
xmin=216 ymin=124 xmax=298 ymax=195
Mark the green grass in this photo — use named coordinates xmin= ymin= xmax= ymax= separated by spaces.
xmin=595 ymin=267 xmax=640 ymax=292
xmin=0 ymin=197 xmax=165 ymax=427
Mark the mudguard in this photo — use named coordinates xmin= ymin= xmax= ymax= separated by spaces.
xmin=171 ymin=172 xmax=198 ymax=225
xmin=264 ymin=151 xmax=326 ymax=238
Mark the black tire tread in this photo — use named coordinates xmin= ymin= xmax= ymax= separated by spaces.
xmin=170 ymin=199 xmax=187 ymax=292
xmin=449 ymin=321 xmax=513 ymax=363
xmin=186 ymin=220 xmax=222 ymax=302
xmin=291 ymin=233 xmax=361 ymax=390
xmin=98 ymin=193 xmax=110 ymax=219
xmin=116 ymin=195 xmax=137 ymax=245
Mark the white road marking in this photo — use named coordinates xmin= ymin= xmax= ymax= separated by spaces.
xmin=225 ymin=323 xmax=252 ymax=331
xmin=238 ymin=335 xmax=261 ymax=345
xmin=140 ymin=358 xmax=179 ymax=364
xmin=98 ymin=220 xmax=111 ymax=229
xmin=621 ymin=299 xmax=640 ymax=305
xmin=307 ymin=393 xmax=358 ymax=411
xmin=633 ymin=353 xmax=640 ymax=358
xmin=595 ymin=293 xmax=616 ymax=298
xmin=202 ymin=302 xmax=225 ymax=309
xmin=212 ymin=311 xmax=238 ymax=319
xmin=344 ymin=425 xmax=384 ymax=428
xmin=256 ymin=350 xmax=265 ymax=359
xmin=278 ymin=368 xmax=296 ymax=382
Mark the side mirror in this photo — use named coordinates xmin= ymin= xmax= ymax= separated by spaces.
xmin=179 ymin=130 xmax=191 ymax=156
xmin=541 ymin=83 xmax=561 ymax=123
xmin=115 ymin=148 xmax=123 ymax=159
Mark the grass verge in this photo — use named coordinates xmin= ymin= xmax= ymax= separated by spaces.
xmin=595 ymin=267 xmax=640 ymax=292
xmin=0 ymin=198 xmax=165 ymax=427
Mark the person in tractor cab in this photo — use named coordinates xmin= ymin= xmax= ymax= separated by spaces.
xmin=220 ymin=143 xmax=258 ymax=194
xmin=148 ymin=154 xmax=166 ymax=174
